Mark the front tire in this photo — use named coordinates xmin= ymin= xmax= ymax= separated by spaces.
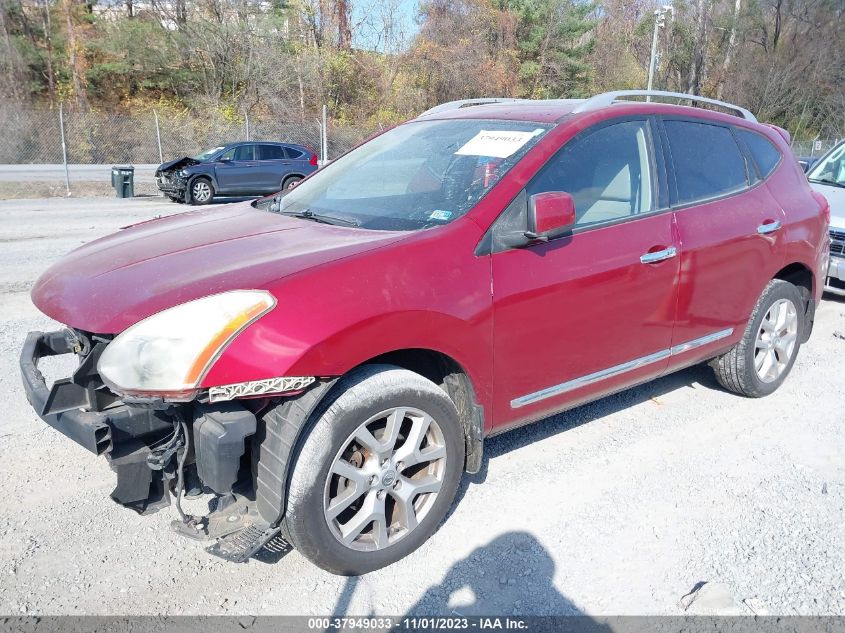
xmin=283 ymin=365 xmax=464 ymax=575
xmin=189 ymin=178 xmax=214 ymax=205
xmin=711 ymin=279 xmax=804 ymax=397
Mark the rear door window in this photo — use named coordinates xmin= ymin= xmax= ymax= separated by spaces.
xmin=286 ymin=148 xmax=305 ymax=159
xmin=664 ymin=120 xmax=748 ymax=204
xmin=736 ymin=129 xmax=782 ymax=179
xmin=259 ymin=144 xmax=285 ymax=160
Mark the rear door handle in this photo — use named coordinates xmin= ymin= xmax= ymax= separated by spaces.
xmin=640 ymin=246 xmax=677 ymax=264
xmin=757 ymin=220 xmax=782 ymax=234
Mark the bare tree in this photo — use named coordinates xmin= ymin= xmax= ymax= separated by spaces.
xmin=715 ymin=0 xmax=742 ymax=100
xmin=61 ymin=0 xmax=89 ymax=110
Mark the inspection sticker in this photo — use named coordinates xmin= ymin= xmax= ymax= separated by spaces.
xmin=428 ymin=209 xmax=453 ymax=221
xmin=456 ymin=129 xmax=542 ymax=158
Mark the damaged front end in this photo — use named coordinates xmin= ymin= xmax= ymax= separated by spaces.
xmin=155 ymin=157 xmax=198 ymax=199
xmin=20 ymin=327 xmax=328 ymax=562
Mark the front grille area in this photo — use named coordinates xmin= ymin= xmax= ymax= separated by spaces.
xmin=831 ymin=229 xmax=845 ymax=257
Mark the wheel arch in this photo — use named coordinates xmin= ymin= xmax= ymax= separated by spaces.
xmin=773 ymin=261 xmax=813 ymax=294
xmin=772 ymin=261 xmax=815 ymax=342
xmin=362 ymin=348 xmax=485 ymax=474
xmin=187 ymin=172 xmax=216 ymax=193
xmin=254 ymin=348 xmax=485 ymax=527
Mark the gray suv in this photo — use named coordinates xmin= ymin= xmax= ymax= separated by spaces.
xmin=807 ymin=140 xmax=845 ymax=296
xmin=155 ymin=141 xmax=319 ymax=204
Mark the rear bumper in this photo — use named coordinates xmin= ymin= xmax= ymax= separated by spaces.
xmin=825 ymin=255 xmax=845 ymax=296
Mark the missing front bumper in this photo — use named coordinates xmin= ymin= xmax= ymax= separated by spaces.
xmin=20 ymin=329 xmax=265 ymax=519
xmin=21 ymin=330 xmax=115 ymax=455
xmin=20 ymin=329 xmax=178 ymax=512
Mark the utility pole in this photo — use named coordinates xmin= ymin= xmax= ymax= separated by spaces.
xmin=646 ymin=5 xmax=674 ymax=101
xmin=59 ymin=103 xmax=70 ymax=197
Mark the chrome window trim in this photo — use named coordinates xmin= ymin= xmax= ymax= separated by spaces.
xmin=511 ymin=327 xmax=734 ymax=408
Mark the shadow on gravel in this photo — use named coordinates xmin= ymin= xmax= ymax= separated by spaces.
xmin=451 ymin=362 xmax=719 ymax=513
xmin=398 ymin=531 xmax=609 ymax=621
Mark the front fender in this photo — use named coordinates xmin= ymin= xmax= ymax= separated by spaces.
xmin=186 ymin=169 xmax=218 ymax=192
xmin=199 ymin=218 xmax=494 ymax=416
xmin=203 ymin=309 xmax=489 ymax=397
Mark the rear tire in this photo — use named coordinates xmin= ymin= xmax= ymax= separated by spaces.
xmin=711 ymin=279 xmax=804 ymax=397
xmin=281 ymin=175 xmax=302 ymax=190
xmin=189 ymin=178 xmax=214 ymax=205
xmin=283 ymin=365 xmax=464 ymax=575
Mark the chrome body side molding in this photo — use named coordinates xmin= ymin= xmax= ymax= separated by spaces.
xmin=511 ymin=327 xmax=734 ymax=408
xmin=669 ymin=328 xmax=733 ymax=355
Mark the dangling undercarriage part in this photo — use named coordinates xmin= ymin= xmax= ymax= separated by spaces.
xmin=21 ymin=327 xmax=342 ymax=561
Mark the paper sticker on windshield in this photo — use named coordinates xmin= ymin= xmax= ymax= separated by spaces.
xmin=456 ymin=130 xmax=541 ymax=159
xmin=429 ymin=209 xmax=453 ymax=221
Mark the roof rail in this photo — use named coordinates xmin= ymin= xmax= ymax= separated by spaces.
xmin=572 ymin=90 xmax=757 ymax=122
xmin=418 ymin=98 xmax=528 ymax=118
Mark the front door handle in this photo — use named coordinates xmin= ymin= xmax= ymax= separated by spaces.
xmin=757 ymin=220 xmax=782 ymax=234
xmin=640 ymin=246 xmax=677 ymax=264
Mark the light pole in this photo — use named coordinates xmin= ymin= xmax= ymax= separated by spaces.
xmin=646 ymin=5 xmax=674 ymax=101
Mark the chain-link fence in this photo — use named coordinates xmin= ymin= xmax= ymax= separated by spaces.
xmin=790 ymin=139 xmax=841 ymax=160
xmin=0 ymin=105 xmax=376 ymax=166
xmin=0 ymin=104 xmax=379 ymax=197
xmin=2 ymin=102 xmax=841 ymax=198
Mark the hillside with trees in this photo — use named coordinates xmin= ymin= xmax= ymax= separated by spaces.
xmin=1 ymin=0 xmax=842 ymax=140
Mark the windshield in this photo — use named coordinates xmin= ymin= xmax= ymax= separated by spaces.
xmin=194 ymin=146 xmax=226 ymax=161
xmin=265 ymin=119 xmax=550 ymax=230
xmin=808 ymin=142 xmax=845 ymax=187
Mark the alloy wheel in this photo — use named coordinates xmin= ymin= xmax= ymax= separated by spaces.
xmin=754 ymin=298 xmax=798 ymax=383
xmin=323 ymin=407 xmax=447 ymax=552
xmin=192 ymin=180 xmax=211 ymax=202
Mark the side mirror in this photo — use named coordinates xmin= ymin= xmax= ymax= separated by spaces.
xmin=525 ymin=191 xmax=576 ymax=242
xmin=218 ymin=156 xmax=232 ymax=163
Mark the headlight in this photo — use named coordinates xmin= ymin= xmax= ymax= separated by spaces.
xmin=97 ymin=290 xmax=275 ymax=399
xmin=178 ymin=169 xmax=189 ymax=177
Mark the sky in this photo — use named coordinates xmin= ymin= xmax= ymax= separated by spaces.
xmin=351 ymin=0 xmax=421 ymax=52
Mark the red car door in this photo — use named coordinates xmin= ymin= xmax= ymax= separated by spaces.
xmin=661 ymin=118 xmax=786 ymax=364
xmin=488 ymin=118 xmax=680 ymax=431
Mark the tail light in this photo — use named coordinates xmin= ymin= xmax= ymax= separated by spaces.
xmin=309 ymin=153 xmax=318 ymax=167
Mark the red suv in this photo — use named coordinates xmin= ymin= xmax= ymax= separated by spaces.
xmin=21 ymin=91 xmax=830 ymax=575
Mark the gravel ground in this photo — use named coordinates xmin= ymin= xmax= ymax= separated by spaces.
xmin=1 ymin=197 xmax=844 ymax=617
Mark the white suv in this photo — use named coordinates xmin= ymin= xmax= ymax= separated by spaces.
xmin=807 ymin=140 xmax=845 ymax=295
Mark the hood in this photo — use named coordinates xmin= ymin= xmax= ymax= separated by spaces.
xmin=156 ymin=156 xmax=200 ymax=174
xmin=810 ymin=182 xmax=845 ymax=230
xmin=32 ymin=203 xmax=408 ymax=333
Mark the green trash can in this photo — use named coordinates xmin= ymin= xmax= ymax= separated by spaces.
xmin=112 ymin=165 xmax=134 ymax=198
